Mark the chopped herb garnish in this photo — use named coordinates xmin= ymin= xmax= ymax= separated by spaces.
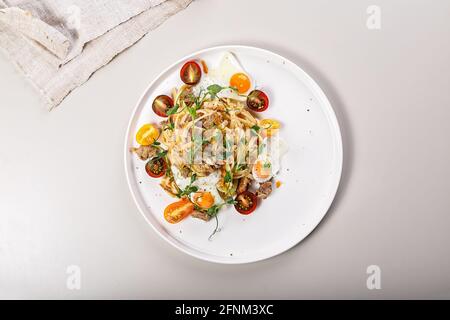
xmin=166 ymin=104 xmax=179 ymax=115
xmin=207 ymin=84 xmax=224 ymax=98
xmin=177 ymin=173 xmax=198 ymax=198
xmin=177 ymin=185 xmax=198 ymax=198
xmin=188 ymin=106 xmax=197 ymax=119
xmin=206 ymin=84 xmax=238 ymax=99
xmin=224 ymin=170 xmax=232 ymax=183
xmin=251 ymin=124 xmax=260 ymax=132
xmin=207 ymin=205 xmax=220 ymax=216
xmin=205 ymin=198 xmax=236 ymax=241
xmin=156 ymin=150 xmax=167 ymax=159
xmin=164 ymin=121 xmax=175 ymax=131
xmin=208 ymin=215 xmax=220 ymax=241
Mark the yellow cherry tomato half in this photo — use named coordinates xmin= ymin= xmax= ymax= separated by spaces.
xmin=164 ymin=199 xmax=194 ymax=224
xmin=192 ymin=192 xmax=215 ymax=209
xmin=136 ymin=124 xmax=159 ymax=146
xmin=230 ymin=73 xmax=251 ymax=94
xmin=260 ymin=119 xmax=281 ymax=137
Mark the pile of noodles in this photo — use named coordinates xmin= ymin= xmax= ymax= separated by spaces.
xmin=159 ymin=85 xmax=262 ymax=198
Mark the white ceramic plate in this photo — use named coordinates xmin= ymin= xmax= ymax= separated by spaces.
xmin=124 ymin=45 xmax=342 ymax=264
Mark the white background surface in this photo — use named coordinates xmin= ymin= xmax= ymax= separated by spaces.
xmin=1 ymin=0 xmax=450 ymax=299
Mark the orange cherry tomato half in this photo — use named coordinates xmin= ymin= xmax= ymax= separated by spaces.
xmin=234 ymin=191 xmax=258 ymax=215
xmin=145 ymin=157 xmax=166 ymax=178
xmin=164 ymin=199 xmax=195 ymax=224
xmin=152 ymin=95 xmax=173 ymax=117
xmin=246 ymin=90 xmax=269 ymax=112
xmin=180 ymin=61 xmax=202 ymax=85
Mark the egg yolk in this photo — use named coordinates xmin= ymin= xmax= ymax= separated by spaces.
xmin=254 ymin=160 xmax=272 ymax=179
xmin=230 ymin=73 xmax=251 ymax=94
xmin=192 ymin=192 xmax=215 ymax=209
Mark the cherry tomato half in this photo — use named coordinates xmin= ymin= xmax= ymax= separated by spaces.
xmin=180 ymin=61 xmax=202 ymax=85
xmin=234 ymin=191 xmax=258 ymax=215
xmin=152 ymin=95 xmax=173 ymax=117
xmin=246 ymin=90 xmax=269 ymax=112
xmin=145 ymin=157 xmax=166 ymax=178
xmin=164 ymin=198 xmax=194 ymax=224
xmin=136 ymin=124 xmax=159 ymax=146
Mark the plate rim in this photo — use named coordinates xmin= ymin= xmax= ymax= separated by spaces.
xmin=124 ymin=44 xmax=343 ymax=264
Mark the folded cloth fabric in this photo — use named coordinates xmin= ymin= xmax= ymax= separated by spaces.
xmin=0 ymin=0 xmax=192 ymax=109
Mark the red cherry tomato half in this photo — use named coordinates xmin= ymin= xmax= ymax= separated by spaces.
xmin=180 ymin=60 xmax=202 ymax=85
xmin=152 ymin=95 xmax=173 ymax=117
xmin=234 ymin=191 xmax=258 ymax=215
xmin=246 ymin=90 xmax=269 ymax=112
xmin=145 ymin=157 xmax=166 ymax=178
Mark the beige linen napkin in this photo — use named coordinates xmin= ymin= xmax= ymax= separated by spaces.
xmin=0 ymin=0 xmax=192 ymax=109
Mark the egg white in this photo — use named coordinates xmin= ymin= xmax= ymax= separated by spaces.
xmin=192 ymin=52 xmax=253 ymax=101
xmin=252 ymin=136 xmax=285 ymax=183
xmin=171 ymin=166 xmax=224 ymax=206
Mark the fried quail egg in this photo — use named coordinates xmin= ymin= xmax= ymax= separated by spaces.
xmin=171 ymin=166 xmax=224 ymax=206
xmin=193 ymin=52 xmax=253 ymax=101
xmin=252 ymin=136 xmax=286 ymax=183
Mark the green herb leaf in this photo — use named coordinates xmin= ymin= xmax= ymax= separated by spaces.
xmin=206 ymin=205 xmax=220 ymax=217
xmin=164 ymin=121 xmax=175 ymax=131
xmin=190 ymin=173 xmax=197 ymax=184
xmin=166 ymin=104 xmax=179 ymax=115
xmin=207 ymin=84 xmax=224 ymax=97
xmin=251 ymin=124 xmax=260 ymax=132
xmin=188 ymin=106 xmax=197 ymax=119
xmin=224 ymin=170 xmax=232 ymax=183
xmin=188 ymin=185 xmax=199 ymax=193
xmin=156 ymin=150 xmax=167 ymax=159
xmin=226 ymin=198 xmax=237 ymax=205
xmin=205 ymin=198 xmax=236 ymax=218
xmin=152 ymin=141 xmax=161 ymax=146
xmin=178 ymin=185 xmax=198 ymax=197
